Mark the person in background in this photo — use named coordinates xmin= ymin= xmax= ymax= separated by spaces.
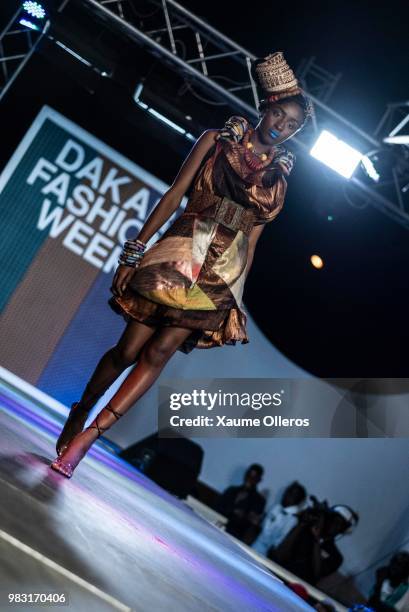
xmin=270 ymin=499 xmax=359 ymax=585
xmin=368 ymin=551 xmax=409 ymax=611
xmin=252 ymin=480 xmax=307 ymax=556
xmin=216 ymin=464 xmax=266 ymax=543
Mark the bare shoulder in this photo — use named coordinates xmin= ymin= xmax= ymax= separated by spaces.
xmin=197 ymin=128 xmax=220 ymax=145
xmin=188 ymin=128 xmax=219 ymax=156
xmin=203 ymin=128 xmax=220 ymax=136
xmin=168 ymin=129 xmax=219 ymax=198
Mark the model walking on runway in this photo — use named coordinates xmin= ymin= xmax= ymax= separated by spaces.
xmin=51 ymin=52 xmax=313 ymax=478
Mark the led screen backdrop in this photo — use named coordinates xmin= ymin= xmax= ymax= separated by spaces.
xmin=0 ymin=105 xmax=180 ymax=406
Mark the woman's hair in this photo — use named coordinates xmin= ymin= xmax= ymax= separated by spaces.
xmin=258 ymin=92 xmax=313 ymax=128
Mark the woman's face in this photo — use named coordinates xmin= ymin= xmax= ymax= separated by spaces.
xmin=257 ymin=101 xmax=304 ymax=145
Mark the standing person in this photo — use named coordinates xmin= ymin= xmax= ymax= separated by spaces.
xmin=216 ymin=464 xmax=266 ymax=542
xmin=252 ymin=481 xmax=307 ymax=556
xmin=50 ymin=52 xmax=314 ymax=478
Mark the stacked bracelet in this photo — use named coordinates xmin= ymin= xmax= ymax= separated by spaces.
xmin=118 ymin=239 xmax=147 ymax=268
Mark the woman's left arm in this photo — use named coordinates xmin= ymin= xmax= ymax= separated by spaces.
xmin=245 ymin=224 xmax=265 ymax=279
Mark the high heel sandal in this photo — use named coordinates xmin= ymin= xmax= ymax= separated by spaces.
xmin=51 ymin=402 xmax=122 ymax=479
xmin=56 ymin=401 xmax=90 ymax=457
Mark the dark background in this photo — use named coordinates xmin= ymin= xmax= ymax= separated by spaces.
xmin=1 ymin=0 xmax=408 ymax=377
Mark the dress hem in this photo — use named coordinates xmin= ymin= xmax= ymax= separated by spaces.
xmin=108 ymin=293 xmax=249 ymax=354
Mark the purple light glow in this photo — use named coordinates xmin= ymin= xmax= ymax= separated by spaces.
xmin=0 ymin=392 xmax=311 ymax=610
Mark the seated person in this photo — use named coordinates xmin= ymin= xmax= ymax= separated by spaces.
xmin=252 ymin=481 xmax=307 ymax=556
xmin=270 ymin=499 xmax=359 ymax=586
xmin=368 ymin=551 xmax=409 ymax=611
xmin=216 ymin=463 xmax=266 ymax=543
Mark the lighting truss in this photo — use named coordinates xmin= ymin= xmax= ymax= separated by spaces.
xmin=1 ymin=0 xmax=409 ymax=228
xmin=375 ymin=101 xmax=409 ymax=143
xmin=356 ymin=101 xmax=409 ymax=218
xmin=68 ymin=0 xmax=409 ymax=229
xmin=0 ymin=7 xmax=49 ymax=102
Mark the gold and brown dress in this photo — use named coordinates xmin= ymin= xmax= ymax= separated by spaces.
xmin=108 ymin=115 xmax=294 ymax=353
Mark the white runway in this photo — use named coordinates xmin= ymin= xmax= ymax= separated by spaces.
xmin=0 ymin=385 xmax=312 ymax=611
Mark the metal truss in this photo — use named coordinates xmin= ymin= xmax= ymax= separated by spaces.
xmin=70 ymin=0 xmax=409 ymax=229
xmin=2 ymin=0 xmax=409 ymax=228
xmin=347 ymin=101 xmax=409 ymax=224
xmin=375 ymin=101 xmax=409 ymax=143
xmin=0 ymin=7 xmax=50 ymax=102
xmin=296 ymin=55 xmax=343 ymax=104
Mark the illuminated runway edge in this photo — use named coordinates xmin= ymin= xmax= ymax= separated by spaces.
xmin=0 ymin=392 xmax=312 ymax=612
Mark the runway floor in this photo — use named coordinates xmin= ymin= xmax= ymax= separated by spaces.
xmin=0 ymin=383 xmax=311 ymax=612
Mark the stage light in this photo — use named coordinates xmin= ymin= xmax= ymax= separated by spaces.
xmin=133 ymin=83 xmax=144 ymax=102
xmin=147 ymin=108 xmax=186 ymax=134
xmin=134 ymin=99 xmax=197 ymax=142
xmin=361 ymin=155 xmax=380 ymax=182
xmin=22 ymin=1 xmax=45 ymax=19
xmin=19 ymin=18 xmax=39 ymax=31
xmin=310 ymin=254 xmax=324 ymax=269
xmin=383 ymin=135 xmax=409 ymax=145
xmin=133 ymin=83 xmax=197 ymax=143
xmin=54 ymin=41 xmax=92 ymax=66
xmin=310 ymin=130 xmax=363 ymax=179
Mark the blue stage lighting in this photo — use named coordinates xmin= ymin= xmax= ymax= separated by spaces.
xmin=19 ymin=18 xmax=39 ymax=31
xmin=22 ymin=2 xmax=46 ymax=19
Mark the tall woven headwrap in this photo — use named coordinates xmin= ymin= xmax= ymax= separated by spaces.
xmin=252 ymin=51 xmax=314 ymax=124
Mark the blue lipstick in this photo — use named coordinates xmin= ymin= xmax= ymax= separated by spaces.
xmin=269 ymin=129 xmax=279 ymax=139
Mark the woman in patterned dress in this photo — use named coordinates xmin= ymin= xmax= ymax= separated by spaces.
xmin=51 ymin=53 xmax=313 ymax=477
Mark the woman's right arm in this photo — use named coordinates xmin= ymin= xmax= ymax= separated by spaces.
xmin=135 ymin=128 xmax=219 ymax=244
xmin=112 ymin=128 xmax=219 ymax=297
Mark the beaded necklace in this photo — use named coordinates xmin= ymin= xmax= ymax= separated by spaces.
xmin=242 ymin=128 xmax=275 ymax=172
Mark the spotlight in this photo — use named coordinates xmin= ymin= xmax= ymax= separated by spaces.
xmin=22 ymin=2 xmax=46 ymax=19
xmin=19 ymin=18 xmax=39 ymax=31
xmin=310 ymin=130 xmax=363 ymax=179
xmin=310 ymin=254 xmax=324 ymax=269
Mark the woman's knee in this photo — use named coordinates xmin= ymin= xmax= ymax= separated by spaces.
xmin=141 ymin=338 xmax=176 ymax=368
xmin=111 ymin=343 xmax=139 ymax=368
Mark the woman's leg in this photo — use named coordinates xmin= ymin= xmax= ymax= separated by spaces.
xmin=78 ymin=318 xmax=158 ymax=411
xmin=51 ymin=325 xmax=193 ymax=476
xmin=56 ymin=319 xmax=157 ymax=455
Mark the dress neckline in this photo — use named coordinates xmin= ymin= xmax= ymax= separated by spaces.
xmin=216 ymin=129 xmax=284 ymax=187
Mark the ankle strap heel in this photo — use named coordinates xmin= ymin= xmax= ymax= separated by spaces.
xmin=105 ymin=401 xmax=122 ymax=421
xmin=85 ymin=402 xmax=122 ymax=438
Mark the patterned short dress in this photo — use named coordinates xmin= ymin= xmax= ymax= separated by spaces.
xmin=108 ymin=116 xmax=294 ymax=353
